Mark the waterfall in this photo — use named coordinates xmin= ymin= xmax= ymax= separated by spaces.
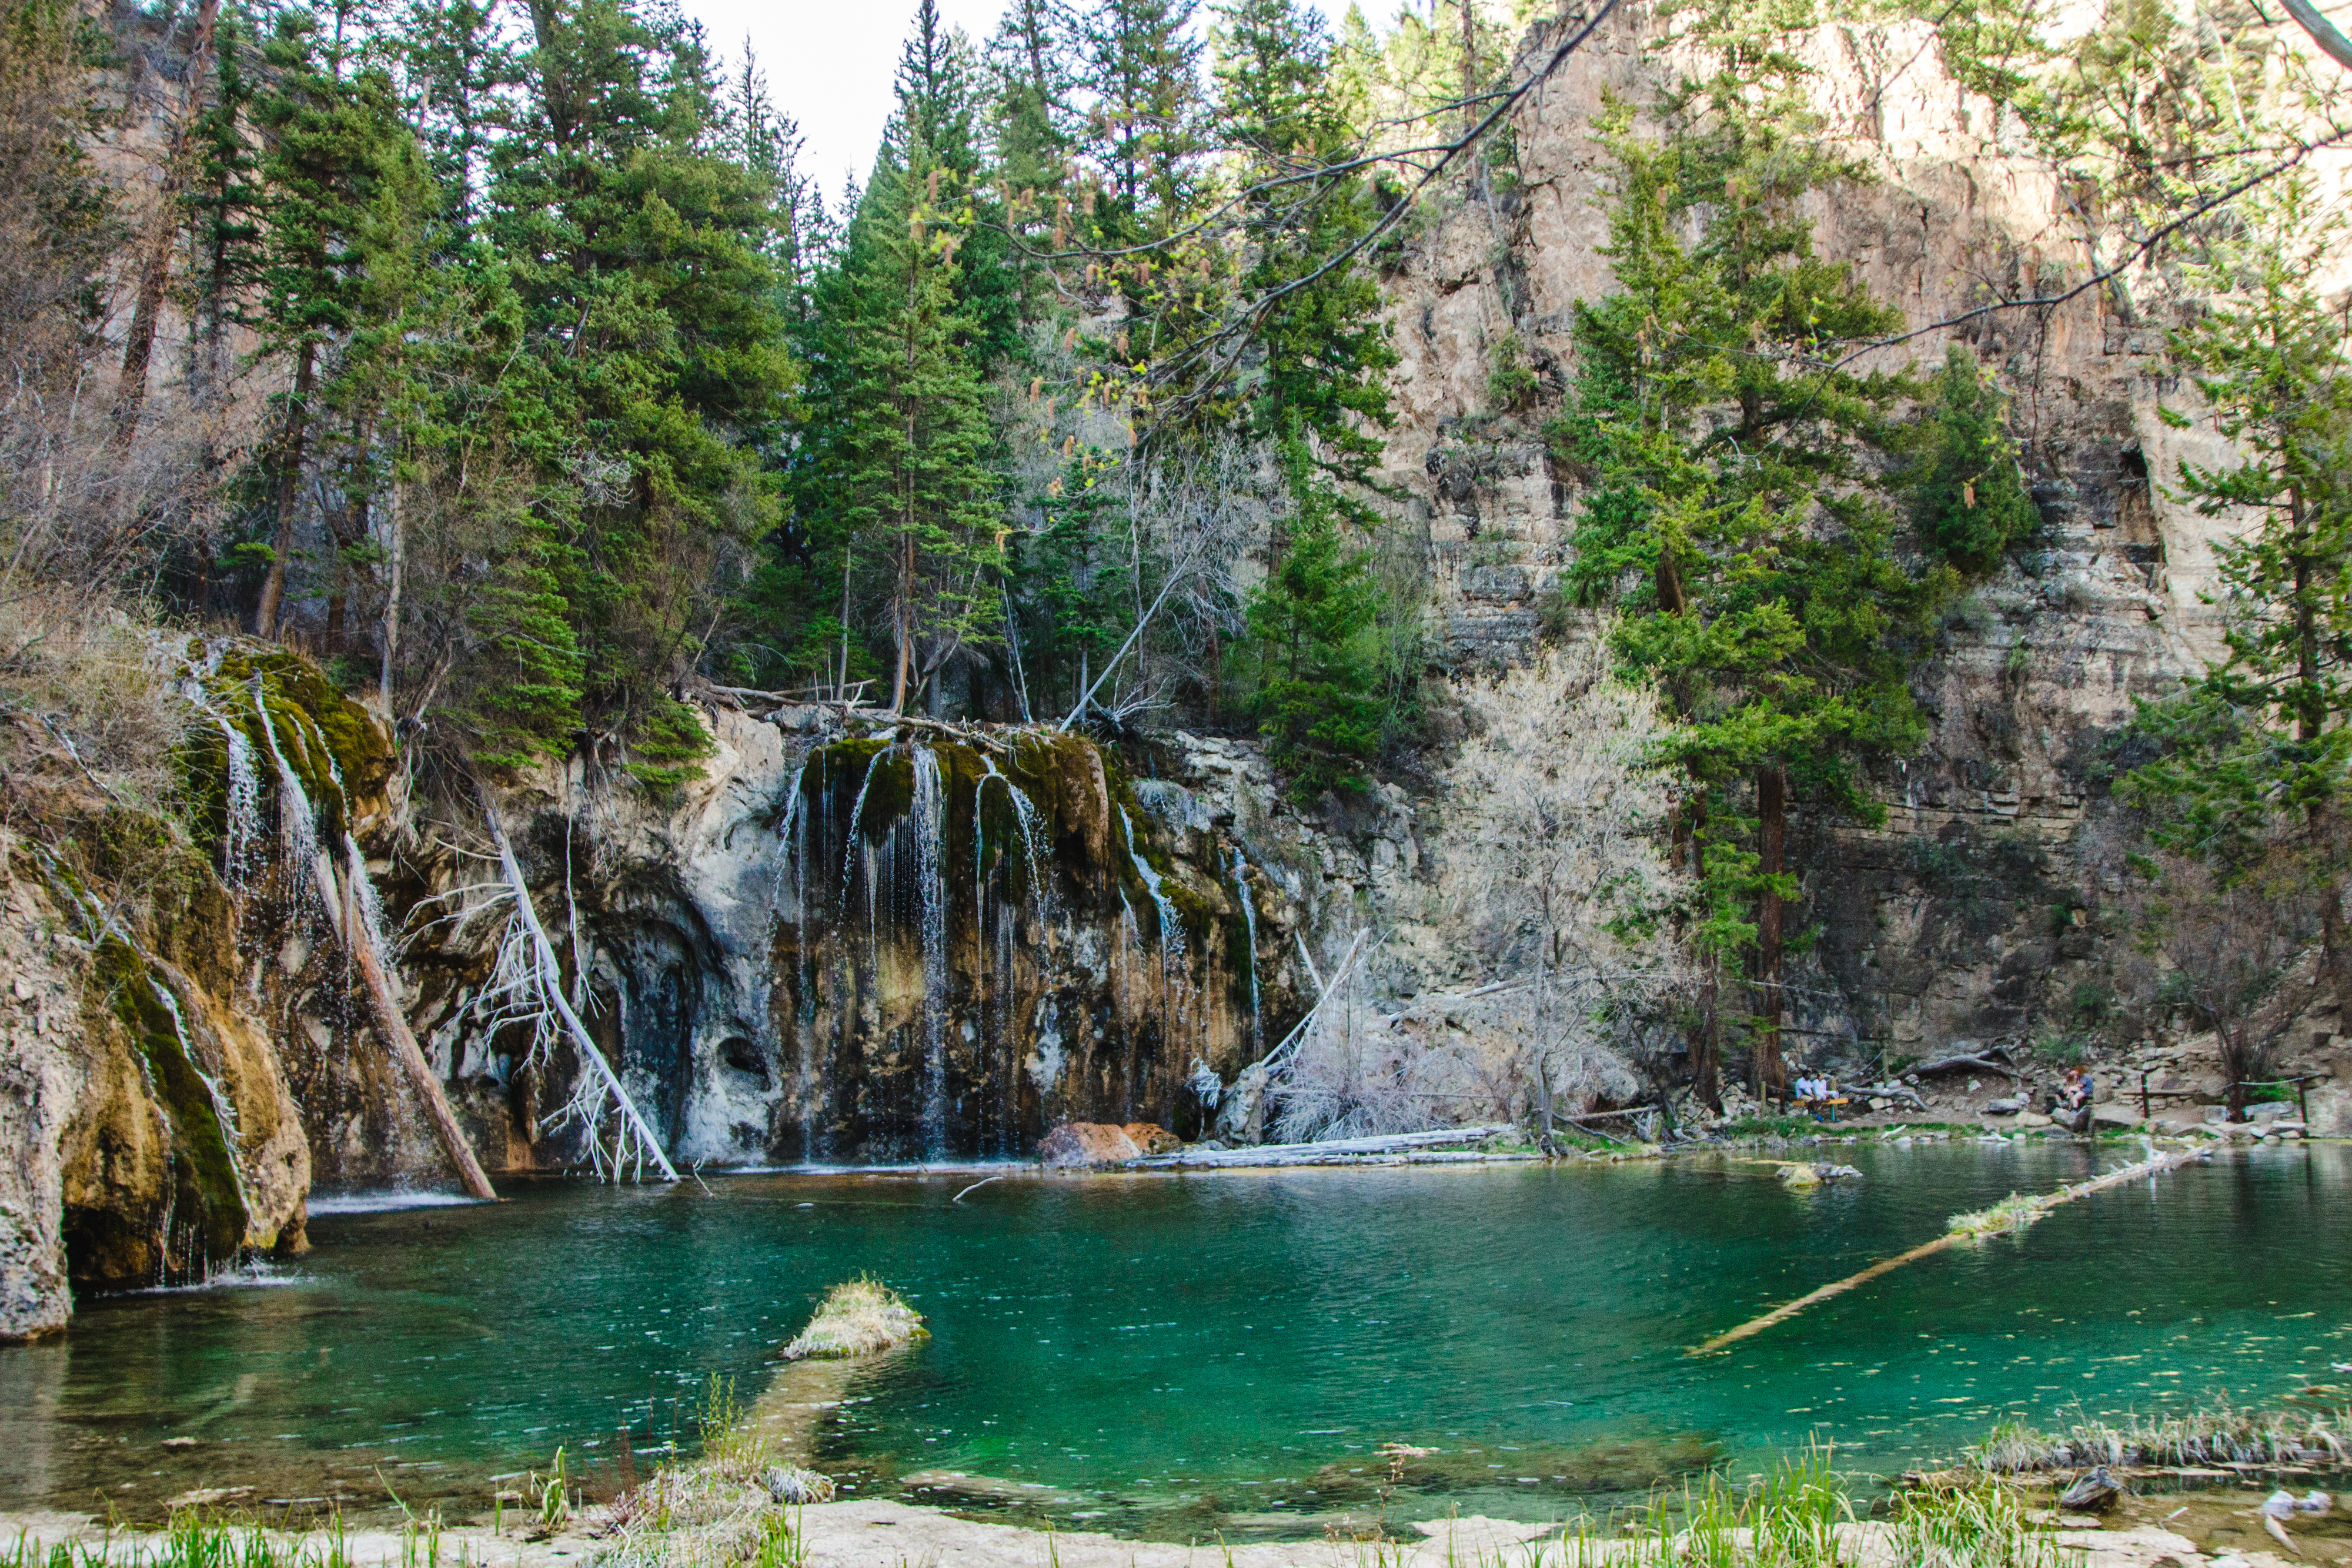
xmin=982 ymin=752 xmax=1057 ymax=923
xmin=250 ymin=678 xmax=323 ymax=927
xmin=1117 ymin=803 xmax=1187 ymax=973
xmin=148 ymin=974 xmax=252 ymax=1221
xmin=182 ymin=684 xmax=265 ymax=898
xmin=769 ymin=754 xmax=819 ymax=1157
xmin=1229 ymin=845 xmax=1262 ymax=1050
xmin=343 ymin=834 xmax=395 ymax=959
xmin=910 ymin=745 xmax=949 ymax=1158
xmin=839 ymin=746 xmax=887 ymax=912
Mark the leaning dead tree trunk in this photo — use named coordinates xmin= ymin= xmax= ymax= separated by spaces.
xmin=483 ymin=804 xmax=679 ymax=1182
xmin=332 ymin=838 xmax=499 ymax=1201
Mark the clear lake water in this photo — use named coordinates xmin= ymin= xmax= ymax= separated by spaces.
xmin=2 ymin=1141 xmax=2346 ymax=1539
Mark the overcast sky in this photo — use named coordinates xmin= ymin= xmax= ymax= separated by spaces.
xmin=693 ymin=0 xmax=1361 ymax=210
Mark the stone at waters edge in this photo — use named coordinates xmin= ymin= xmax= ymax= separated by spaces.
xmin=2061 ymin=1466 xmax=2121 ymax=1513
xmin=1038 ymin=1122 xmax=1144 ymax=1167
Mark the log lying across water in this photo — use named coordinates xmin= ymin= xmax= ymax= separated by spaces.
xmin=1127 ymin=1124 xmax=1520 ymax=1169
xmin=1688 ymin=1144 xmax=2210 ymax=1356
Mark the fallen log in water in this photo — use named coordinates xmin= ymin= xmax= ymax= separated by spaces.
xmin=1127 ymin=1124 xmax=1518 ymax=1168
xmin=1688 ymin=1144 xmax=2209 ymax=1355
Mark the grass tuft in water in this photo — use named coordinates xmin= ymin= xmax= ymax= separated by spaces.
xmin=1946 ymin=1193 xmax=2049 ymax=1239
xmin=780 ymin=1276 xmax=926 ymax=1360
xmin=1970 ymin=1401 xmax=2352 ymax=1472
xmin=592 ymin=1378 xmax=828 ymax=1568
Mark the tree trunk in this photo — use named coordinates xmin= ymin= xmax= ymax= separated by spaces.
xmin=1753 ymin=764 xmax=1788 ymax=1100
xmin=2223 ymin=1028 xmax=2249 ymax=1123
xmin=112 ymin=0 xmax=225 ymax=447
xmin=331 ymin=840 xmax=497 ymax=1199
xmin=255 ymin=340 xmax=317 ymax=637
xmin=1686 ymin=790 xmax=1721 ymax=1112
xmin=379 ymin=472 xmax=403 ymax=711
xmin=485 ymin=804 xmax=679 ymax=1181
xmin=1456 ymin=0 xmax=1478 ymax=139
xmin=891 ymin=531 xmax=913 ymax=713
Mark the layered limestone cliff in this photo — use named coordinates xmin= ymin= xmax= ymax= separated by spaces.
xmin=1363 ymin=0 xmax=2352 ymax=1064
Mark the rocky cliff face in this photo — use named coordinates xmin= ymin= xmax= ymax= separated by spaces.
xmin=1359 ymin=0 xmax=2328 ymax=1066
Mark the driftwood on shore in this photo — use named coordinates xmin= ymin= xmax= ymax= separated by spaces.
xmin=1689 ymin=1144 xmax=2209 ymax=1355
xmin=1127 ymin=1124 xmax=1519 ymax=1168
xmin=1909 ymin=1051 xmax=2020 ymax=1079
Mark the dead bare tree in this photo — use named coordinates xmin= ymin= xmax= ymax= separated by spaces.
xmin=461 ymin=803 xmax=679 ymax=1181
xmin=2127 ymin=847 xmax=2326 ymax=1122
xmin=1442 ymin=641 xmax=1688 ymax=1132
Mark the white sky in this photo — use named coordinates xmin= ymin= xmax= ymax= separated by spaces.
xmin=689 ymin=0 xmax=1359 ymax=210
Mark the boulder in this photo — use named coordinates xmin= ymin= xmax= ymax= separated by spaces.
xmin=1122 ymin=1123 xmax=1182 ymax=1155
xmin=2091 ymin=1105 xmax=2143 ymax=1129
xmin=2016 ymin=1111 xmax=2053 ymax=1129
xmin=2060 ymin=1467 xmax=2122 ymax=1513
xmin=1037 ymin=1122 xmax=1143 ymax=1168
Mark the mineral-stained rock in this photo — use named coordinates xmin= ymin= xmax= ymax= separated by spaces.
xmin=1122 ymin=1123 xmax=1182 ymax=1155
xmin=1037 ymin=1122 xmax=1144 ymax=1168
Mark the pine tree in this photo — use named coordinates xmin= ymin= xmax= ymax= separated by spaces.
xmin=830 ymin=31 xmax=1005 ymax=713
xmin=1211 ymin=0 xmax=1399 ymax=780
xmin=1562 ymin=81 xmax=1945 ymax=1104
xmin=1244 ymin=440 xmax=1385 ymax=795
xmin=490 ymin=0 xmax=796 ymax=768
xmin=1910 ymin=344 xmax=2037 ymax=573
xmin=250 ymin=13 xmax=432 ymax=636
xmin=2128 ymin=184 xmax=2352 ymax=1037
xmin=1074 ymin=0 xmax=1211 ymax=245
xmin=398 ymin=0 xmax=514 ymax=240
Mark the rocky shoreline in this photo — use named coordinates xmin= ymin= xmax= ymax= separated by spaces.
xmin=1 ymin=1482 xmax=2337 ymax=1568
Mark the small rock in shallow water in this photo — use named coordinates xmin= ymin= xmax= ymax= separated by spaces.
xmin=2060 ymin=1467 xmax=2120 ymax=1513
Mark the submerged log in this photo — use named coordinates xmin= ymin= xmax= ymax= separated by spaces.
xmin=1689 ymin=1144 xmax=2209 ymax=1355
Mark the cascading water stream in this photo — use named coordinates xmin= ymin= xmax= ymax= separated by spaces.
xmin=1229 ymin=845 xmax=1262 ymax=1050
xmin=983 ymin=753 xmax=1057 ymax=924
xmin=767 ymin=754 xmax=819 ymax=1155
xmin=250 ymin=679 xmax=325 ymax=930
xmin=910 ymin=745 xmax=950 ymax=1158
xmin=147 ymin=976 xmax=252 ymax=1221
xmin=840 ymin=747 xmax=887 ymax=912
xmin=1118 ymin=802 xmax=1187 ymax=979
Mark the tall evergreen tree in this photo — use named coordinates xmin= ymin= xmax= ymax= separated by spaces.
xmin=1074 ymin=0 xmax=1211 ymax=245
xmin=490 ymin=0 xmax=796 ymax=777
xmin=1563 ymin=82 xmax=1944 ymax=1104
xmin=828 ymin=23 xmax=1005 ymax=713
xmin=251 ymin=12 xmax=432 ymax=637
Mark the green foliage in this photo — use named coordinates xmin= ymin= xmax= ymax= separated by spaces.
xmin=1243 ymin=453 xmax=1387 ymax=796
xmin=1909 ymin=345 xmax=2039 ymax=571
xmin=807 ymin=13 xmax=1007 ymax=713
xmin=2129 ymin=186 xmax=2352 ymax=855
xmin=1486 ymin=329 xmax=1536 ymax=412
